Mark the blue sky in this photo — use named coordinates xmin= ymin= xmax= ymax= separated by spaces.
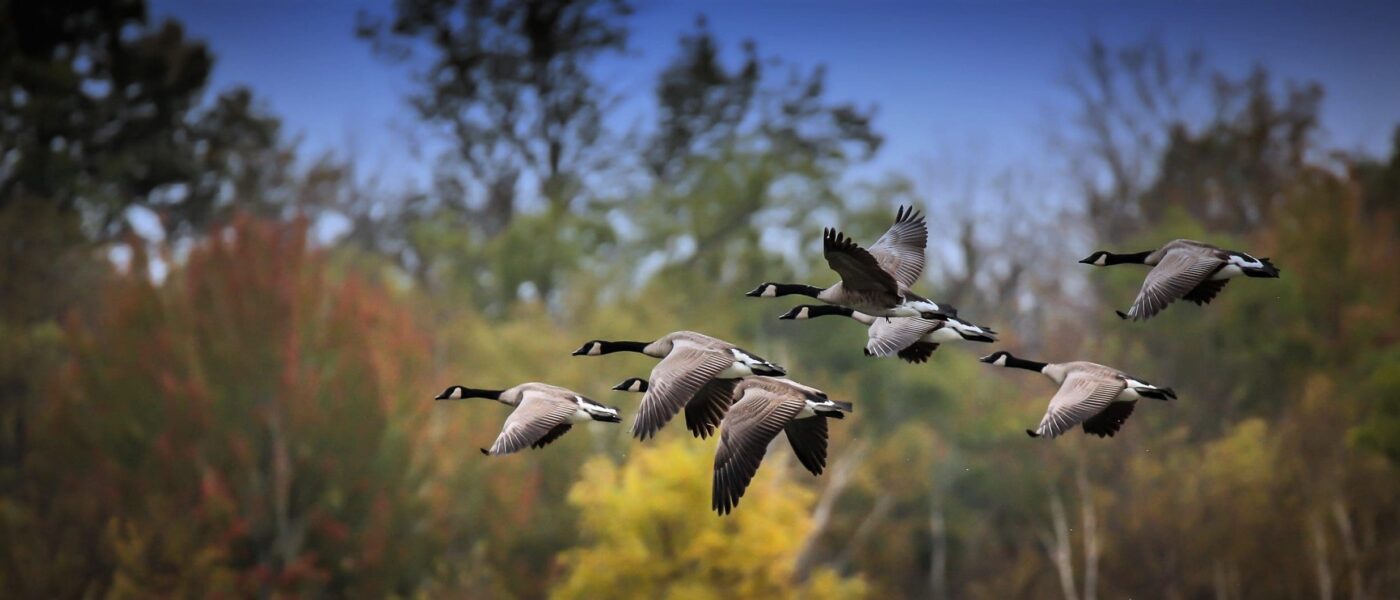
xmin=151 ymin=1 xmax=1400 ymax=200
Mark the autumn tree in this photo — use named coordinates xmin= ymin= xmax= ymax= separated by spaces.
xmin=552 ymin=438 xmax=867 ymax=599
xmin=0 ymin=217 xmax=441 ymax=597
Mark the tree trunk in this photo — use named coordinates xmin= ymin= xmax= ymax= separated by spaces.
xmin=1310 ymin=512 xmax=1333 ymax=600
xmin=929 ymin=497 xmax=949 ymax=600
xmin=1039 ymin=491 xmax=1079 ymax=600
xmin=792 ymin=441 xmax=867 ymax=583
xmin=1076 ymin=468 xmax=1099 ymax=600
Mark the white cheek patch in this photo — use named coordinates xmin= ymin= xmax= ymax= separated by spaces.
xmin=588 ymin=344 xmax=602 ymax=356
xmin=1125 ymin=378 xmax=1154 ymax=389
xmin=1096 ymin=255 xmax=1108 ymax=266
xmin=994 ymin=355 xmax=1008 ymax=367
xmin=630 ymin=382 xmax=643 ymax=392
xmin=797 ymin=308 xmax=809 ymax=319
xmin=761 ymin=286 xmax=777 ymax=298
xmin=450 ymin=387 xmax=464 ymax=399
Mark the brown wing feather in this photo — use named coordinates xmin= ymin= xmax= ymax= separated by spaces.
xmin=1032 ymin=372 xmax=1127 ymax=439
xmin=1126 ymin=249 xmax=1224 ymax=320
xmin=634 ymin=345 xmax=732 ymax=440
xmin=823 ymin=228 xmax=901 ymax=298
xmin=712 ymin=386 xmax=806 ymax=515
xmin=1081 ymin=402 xmax=1135 ymax=438
xmin=866 ymin=317 xmax=941 ymax=358
xmin=784 ymin=417 xmax=829 ymax=476
xmin=683 ymin=378 xmax=738 ymax=439
xmin=867 ymin=206 xmax=929 ymax=287
xmin=487 ymin=392 xmax=578 ymax=455
xmin=1183 ymin=279 xmax=1230 ymax=305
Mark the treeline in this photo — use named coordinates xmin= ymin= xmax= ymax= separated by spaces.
xmin=2 ymin=1 xmax=1398 ymax=598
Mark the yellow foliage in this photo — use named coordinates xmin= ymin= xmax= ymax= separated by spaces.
xmin=552 ymin=439 xmax=866 ymax=600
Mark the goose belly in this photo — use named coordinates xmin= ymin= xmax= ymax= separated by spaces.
xmin=570 ymin=407 xmax=596 ymax=423
xmin=717 ymin=363 xmax=754 ymax=379
xmin=1115 ymin=389 xmax=1145 ymax=402
xmin=1211 ymin=264 xmax=1244 ymax=280
xmin=925 ymin=328 xmax=962 ymax=343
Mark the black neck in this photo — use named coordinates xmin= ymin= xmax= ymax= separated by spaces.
xmin=1005 ymin=356 xmax=1048 ymax=372
xmin=773 ymin=283 xmax=824 ymax=298
xmin=598 ymin=340 xmax=649 ymax=355
xmin=805 ymin=305 xmax=854 ymax=318
xmin=1105 ymin=251 xmax=1152 ymax=265
xmin=438 ymin=386 xmax=504 ymax=401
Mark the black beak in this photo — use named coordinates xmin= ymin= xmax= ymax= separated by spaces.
xmin=744 ymin=285 xmax=767 ymax=297
xmin=1077 ymin=256 xmax=1096 ymax=264
xmin=571 ymin=344 xmax=592 ymax=356
xmin=611 ymin=382 xmax=629 ymax=391
xmin=978 ymin=354 xmax=997 ymax=363
xmin=778 ymin=311 xmax=796 ymax=320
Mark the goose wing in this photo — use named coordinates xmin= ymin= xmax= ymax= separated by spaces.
xmin=867 ymin=206 xmax=928 ymax=287
xmin=1124 ymin=246 xmax=1224 ymax=320
xmin=712 ymin=384 xmax=806 ymax=515
xmin=634 ymin=343 xmax=733 ymax=440
xmin=485 ymin=390 xmax=578 ymax=455
xmin=865 ymin=317 xmax=942 ymax=358
xmin=683 ymin=378 xmax=739 ymax=439
xmin=1081 ymin=401 xmax=1136 ymax=438
xmin=784 ymin=417 xmax=829 ymax=476
xmin=823 ymin=228 xmax=902 ymax=301
xmin=1031 ymin=371 xmax=1127 ymax=439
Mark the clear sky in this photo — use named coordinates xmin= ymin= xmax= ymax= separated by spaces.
xmin=151 ymin=0 xmax=1400 ymax=200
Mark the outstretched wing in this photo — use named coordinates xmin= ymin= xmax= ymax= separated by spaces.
xmin=683 ymin=378 xmax=739 ymax=439
xmin=712 ymin=387 xmax=806 ymax=515
xmin=1124 ymin=249 xmax=1223 ymax=320
xmin=784 ymin=417 xmax=830 ymax=476
xmin=486 ymin=392 xmax=577 ymax=456
xmin=823 ymin=228 xmax=901 ymax=299
xmin=1031 ymin=372 xmax=1127 ymax=439
xmin=634 ymin=344 xmax=732 ymax=440
xmin=1081 ymin=401 xmax=1136 ymax=438
xmin=867 ymin=206 xmax=928 ymax=287
xmin=865 ymin=317 xmax=940 ymax=358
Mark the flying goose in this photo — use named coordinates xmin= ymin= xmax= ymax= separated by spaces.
xmin=1080 ymin=239 xmax=1280 ymax=321
xmin=571 ymin=331 xmax=785 ymax=440
xmin=979 ymin=351 xmax=1175 ymax=439
xmin=778 ymin=305 xmax=997 ymax=364
xmin=714 ymin=377 xmax=852 ymax=515
xmin=611 ymin=377 xmax=731 ymax=439
xmin=614 ymin=376 xmax=852 ymax=515
xmin=746 ymin=206 xmax=955 ymax=320
xmin=435 ymin=383 xmax=622 ymax=455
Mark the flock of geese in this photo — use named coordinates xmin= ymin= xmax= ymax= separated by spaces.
xmin=436 ymin=206 xmax=1280 ymax=515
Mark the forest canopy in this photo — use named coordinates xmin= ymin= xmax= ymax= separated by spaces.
xmin=1 ymin=1 xmax=1397 ymax=598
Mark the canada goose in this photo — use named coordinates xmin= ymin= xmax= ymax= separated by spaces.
xmin=611 ymin=377 xmax=732 ymax=439
xmin=712 ymin=376 xmax=852 ymax=515
xmin=1080 ymin=239 xmax=1280 ymax=321
xmin=746 ymin=206 xmax=955 ymax=319
xmin=978 ymin=352 xmax=1175 ymax=439
xmin=571 ymin=331 xmax=785 ymax=440
xmin=778 ymin=305 xmax=997 ymax=364
xmin=435 ymin=383 xmax=622 ymax=455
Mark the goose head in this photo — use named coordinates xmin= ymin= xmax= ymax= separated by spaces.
xmin=746 ymin=283 xmax=780 ymax=298
xmin=978 ymin=351 xmax=1012 ymax=367
xmin=611 ymin=377 xmax=648 ymax=393
xmin=572 ymin=340 xmax=606 ymax=356
xmin=1079 ymin=251 xmax=1110 ymax=266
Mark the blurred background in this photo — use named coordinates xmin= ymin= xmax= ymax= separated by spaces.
xmin=2 ymin=0 xmax=1399 ymax=597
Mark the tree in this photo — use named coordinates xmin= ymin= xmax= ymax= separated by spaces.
xmin=552 ymin=438 xmax=867 ymax=599
xmin=0 ymin=217 xmax=441 ymax=597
